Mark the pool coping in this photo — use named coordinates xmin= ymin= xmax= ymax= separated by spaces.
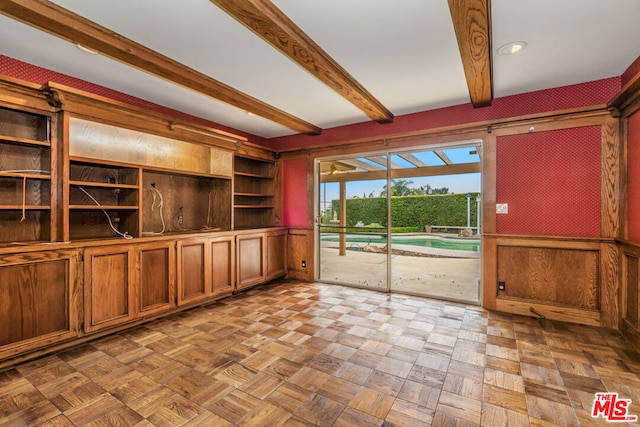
xmin=320 ymin=234 xmax=481 ymax=259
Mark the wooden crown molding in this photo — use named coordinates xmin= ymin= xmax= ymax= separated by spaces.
xmin=278 ymin=104 xmax=612 ymax=159
xmin=448 ymin=0 xmax=493 ymax=107
xmin=42 ymin=81 xmax=254 ymax=149
xmin=0 ymin=0 xmax=322 ymax=135
xmin=0 ymin=73 xmax=57 ymax=113
xmin=609 ymin=68 xmax=640 ymax=117
xmin=210 ymin=0 xmax=394 ymax=124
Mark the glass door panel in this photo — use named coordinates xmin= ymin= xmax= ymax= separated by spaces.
xmin=318 ymin=157 xmax=388 ymax=290
xmin=389 ymin=146 xmax=481 ymax=303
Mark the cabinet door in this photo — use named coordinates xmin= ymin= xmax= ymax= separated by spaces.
xmin=137 ymin=241 xmax=175 ymax=316
xmin=84 ymin=246 xmax=135 ymax=333
xmin=266 ymin=230 xmax=287 ymax=281
xmin=210 ymin=236 xmax=235 ymax=295
xmin=236 ymin=233 xmax=265 ymax=290
xmin=177 ymin=238 xmax=210 ymax=305
xmin=0 ymin=250 xmax=79 ymax=360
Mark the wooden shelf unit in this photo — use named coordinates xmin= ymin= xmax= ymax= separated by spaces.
xmin=141 ymin=169 xmax=231 ymax=236
xmin=0 ymin=106 xmax=54 ymax=243
xmin=67 ymin=159 xmax=141 ymax=241
xmin=233 ymin=155 xmax=277 ymax=229
xmin=0 ymin=80 xmax=288 ymax=368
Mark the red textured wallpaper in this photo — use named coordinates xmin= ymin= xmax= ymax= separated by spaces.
xmin=282 ymin=159 xmax=309 ymax=227
xmin=496 ymin=127 xmax=601 ymax=237
xmin=0 ymin=55 xmax=265 ymax=144
xmin=268 ymin=78 xmax=620 ymax=151
xmin=627 ymin=111 xmax=640 ymax=241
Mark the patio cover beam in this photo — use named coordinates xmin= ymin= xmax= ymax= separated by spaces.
xmin=321 ymin=162 xmax=480 ymax=183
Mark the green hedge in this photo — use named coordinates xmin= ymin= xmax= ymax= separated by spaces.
xmin=328 ymin=193 xmax=479 ymax=228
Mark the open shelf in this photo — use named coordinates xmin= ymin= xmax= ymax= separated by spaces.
xmin=0 ymin=106 xmax=53 ymax=243
xmin=234 ymin=171 xmax=272 ymax=179
xmin=0 ymin=135 xmax=50 ymax=147
xmin=141 ymin=170 xmax=231 ymax=236
xmin=69 ymin=186 xmax=139 ymax=208
xmin=233 ymin=155 xmax=277 ymax=229
xmin=67 ymin=160 xmax=141 ymax=240
xmin=68 ymin=209 xmax=138 ymax=241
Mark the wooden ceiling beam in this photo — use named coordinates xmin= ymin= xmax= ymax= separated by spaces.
xmin=210 ymin=0 xmax=394 ymax=124
xmin=448 ymin=0 xmax=493 ymax=107
xmin=0 ymin=0 xmax=322 ymax=135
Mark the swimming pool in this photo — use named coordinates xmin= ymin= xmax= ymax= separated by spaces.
xmin=320 ymin=234 xmax=480 ymax=252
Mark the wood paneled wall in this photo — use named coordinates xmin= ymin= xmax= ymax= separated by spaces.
xmin=286 ymin=228 xmax=314 ymax=282
xmin=485 ymin=236 xmax=618 ymax=327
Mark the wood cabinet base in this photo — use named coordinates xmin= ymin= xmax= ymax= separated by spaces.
xmin=0 ymin=228 xmax=285 ymax=369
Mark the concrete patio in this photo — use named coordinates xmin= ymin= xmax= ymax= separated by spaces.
xmin=319 ymin=244 xmax=481 ymax=303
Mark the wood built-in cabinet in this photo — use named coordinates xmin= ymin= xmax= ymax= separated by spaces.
xmin=0 ymin=249 xmax=80 ymax=361
xmin=84 ymin=241 xmax=175 ymax=332
xmin=83 ymin=245 xmax=136 ymax=333
xmin=177 ymin=234 xmax=235 ymax=305
xmin=237 ymin=232 xmax=265 ymax=290
xmin=266 ymin=228 xmax=287 ymax=281
xmin=234 ymin=155 xmax=277 ymax=229
xmin=0 ymin=80 xmax=286 ymax=368
xmin=235 ymin=228 xmax=286 ymax=289
xmin=0 ymin=106 xmax=55 ymax=243
xmin=138 ymin=240 xmax=176 ymax=317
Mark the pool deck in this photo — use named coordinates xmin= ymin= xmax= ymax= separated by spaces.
xmin=319 ymin=245 xmax=481 ymax=303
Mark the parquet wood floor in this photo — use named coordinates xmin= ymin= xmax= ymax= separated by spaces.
xmin=1 ymin=280 xmax=639 ymax=426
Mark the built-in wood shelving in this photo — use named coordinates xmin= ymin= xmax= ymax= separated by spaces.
xmin=67 ymin=159 xmax=141 ymax=240
xmin=0 ymin=106 xmax=53 ymax=243
xmin=233 ymin=155 xmax=277 ymax=229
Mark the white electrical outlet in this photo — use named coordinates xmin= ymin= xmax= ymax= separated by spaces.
xmin=496 ymin=203 xmax=509 ymax=214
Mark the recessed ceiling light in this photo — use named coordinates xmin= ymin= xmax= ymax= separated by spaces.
xmin=76 ymin=44 xmax=98 ymax=55
xmin=497 ymin=41 xmax=527 ymax=56
xmin=246 ymin=111 xmax=257 ymax=116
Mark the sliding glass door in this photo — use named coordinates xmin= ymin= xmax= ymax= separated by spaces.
xmin=317 ymin=142 xmax=482 ymax=303
xmin=388 ymin=147 xmax=481 ymax=302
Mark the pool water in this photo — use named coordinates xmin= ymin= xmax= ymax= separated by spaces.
xmin=321 ymin=234 xmax=480 ymax=252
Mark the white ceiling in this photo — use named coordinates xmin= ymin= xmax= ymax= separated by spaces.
xmin=1 ymin=0 xmax=639 ymax=139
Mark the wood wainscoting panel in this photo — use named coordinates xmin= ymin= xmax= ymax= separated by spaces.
xmin=599 ymin=241 xmax=620 ymax=329
xmin=624 ymin=252 xmax=639 ymax=328
xmin=286 ymin=228 xmax=314 ymax=282
xmin=497 ymin=245 xmax=599 ymax=309
xmin=622 ymin=243 xmax=640 ymax=340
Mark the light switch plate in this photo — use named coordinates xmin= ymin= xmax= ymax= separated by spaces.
xmin=496 ymin=203 xmax=509 ymax=214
